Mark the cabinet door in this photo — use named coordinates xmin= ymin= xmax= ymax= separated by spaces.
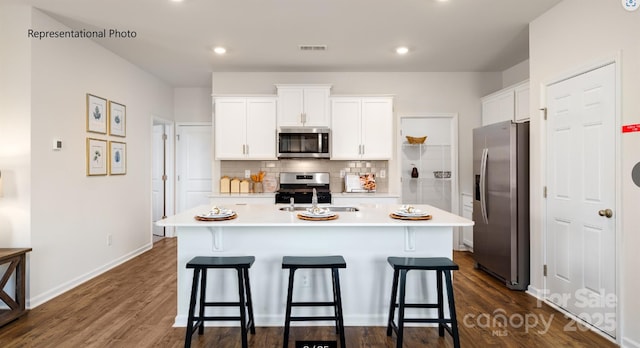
xmin=246 ymin=98 xmax=277 ymax=159
xmin=514 ymin=83 xmax=530 ymax=122
xmin=361 ymin=98 xmax=393 ymax=159
xmin=277 ymin=88 xmax=304 ymax=127
xmin=214 ymin=98 xmax=246 ymax=159
xmin=330 ymin=98 xmax=361 ymax=159
xmin=302 ymin=87 xmax=330 ymax=127
xmin=481 ymin=90 xmax=514 ymax=126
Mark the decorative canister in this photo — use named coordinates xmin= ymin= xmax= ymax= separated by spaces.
xmin=220 ymin=176 xmax=230 ymax=193
xmin=240 ymin=179 xmax=250 ymax=193
xmin=230 ymin=178 xmax=240 ymax=193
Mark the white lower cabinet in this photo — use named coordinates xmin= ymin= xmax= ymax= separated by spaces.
xmin=461 ymin=193 xmax=473 ymax=249
xmin=214 ymin=97 xmax=277 ymax=160
xmin=331 ymin=97 xmax=393 ymax=160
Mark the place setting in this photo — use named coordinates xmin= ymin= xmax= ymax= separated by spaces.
xmin=389 ymin=205 xmax=432 ymax=220
xmin=194 ymin=206 xmax=237 ymax=221
xmin=297 ymin=206 xmax=339 ymax=221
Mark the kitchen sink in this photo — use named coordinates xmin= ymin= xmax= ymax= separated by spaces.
xmin=279 ymin=206 xmax=360 ymax=212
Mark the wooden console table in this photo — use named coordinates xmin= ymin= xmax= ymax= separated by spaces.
xmin=0 ymin=248 xmax=32 ymax=327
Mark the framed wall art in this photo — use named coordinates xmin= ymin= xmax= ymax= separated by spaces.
xmin=86 ymin=94 xmax=107 ymax=134
xmin=108 ymin=101 xmax=126 ymax=137
xmin=86 ymin=138 xmax=108 ymax=176
xmin=109 ymin=141 xmax=127 ymax=175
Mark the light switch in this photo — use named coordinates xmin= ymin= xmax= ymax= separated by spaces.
xmin=53 ymin=139 xmax=62 ymax=150
xmin=379 ymin=169 xmax=386 ymax=178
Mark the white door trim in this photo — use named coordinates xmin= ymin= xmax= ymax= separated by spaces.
xmin=395 ymin=113 xmax=460 ymax=248
xmin=541 ymin=53 xmax=622 ymax=343
xmin=151 ymin=117 xmax=175 ymax=238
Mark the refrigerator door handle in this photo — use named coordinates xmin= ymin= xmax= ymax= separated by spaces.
xmin=480 ymin=148 xmax=489 ymax=224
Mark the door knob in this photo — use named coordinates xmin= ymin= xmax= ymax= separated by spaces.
xmin=598 ymin=209 xmax=613 ymax=218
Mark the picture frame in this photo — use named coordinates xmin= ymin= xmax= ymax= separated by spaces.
xmin=108 ymin=101 xmax=126 ymax=137
xmin=86 ymin=138 xmax=108 ymax=176
xmin=109 ymin=141 xmax=127 ymax=175
xmin=86 ymin=94 xmax=107 ymax=134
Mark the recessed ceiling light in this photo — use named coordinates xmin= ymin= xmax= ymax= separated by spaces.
xmin=170 ymin=0 xmax=184 ymax=2
xmin=213 ymin=47 xmax=227 ymax=55
xmin=396 ymin=47 xmax=409 ymax=55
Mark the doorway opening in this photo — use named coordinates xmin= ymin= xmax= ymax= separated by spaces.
xmin=152 ymin=119 xmax=175 ymax=242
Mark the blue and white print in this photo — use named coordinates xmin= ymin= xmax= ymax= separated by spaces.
xmin=622 ymin=0 xmax=639 ymax=11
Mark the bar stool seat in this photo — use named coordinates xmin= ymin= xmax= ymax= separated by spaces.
xmin=386 ymin=257 xmax=460 ymax=348
xmin=282 ymin=255 xmax=347 ymax=348
xmin=185 ymin=256 xmax=256 ymax=348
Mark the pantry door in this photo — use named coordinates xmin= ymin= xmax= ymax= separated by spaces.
xmin=176 ymin=124 xmax=212 ymax=213
xmin=545 ymin=63 xmax=616 ymax=337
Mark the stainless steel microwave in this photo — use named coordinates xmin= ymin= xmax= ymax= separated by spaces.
xmin=277 ymin=127 xmax=330 ymax=159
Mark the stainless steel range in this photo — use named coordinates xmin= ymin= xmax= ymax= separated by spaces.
xmin=275 ymin=172 xmax=332 ymax=204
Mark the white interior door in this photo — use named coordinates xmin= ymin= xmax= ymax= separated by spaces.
xmin=151 ymin=124 xmax=166 ymax=237
xmin=177 ymin=124 xmax=212 ymax=212
xmin=545 ymin=63 xmax=616 ymax=337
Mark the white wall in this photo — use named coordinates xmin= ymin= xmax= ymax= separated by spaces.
xmin=174 ymin=87 xmax=212 ymax=123
xmin=502 ymin=59 xmax=529 ymax=87
xmin=211 ymin=72 xmax=502 ymax=197
xmin=3 ymin=7 xmax=175 ymax=307
xmin=0 ymin=3 xmax=32 ymax=248
xmin=530 ymin=1 xmax=640 ymax=345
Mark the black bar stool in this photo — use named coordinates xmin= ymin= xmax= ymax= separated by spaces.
xmin=282 ymin=255 xmax=347 ymax=348
xmin=386 ymin=257 xmax=460 ymax=348
xmin=185 ymin=256 xmax=256 ymax=348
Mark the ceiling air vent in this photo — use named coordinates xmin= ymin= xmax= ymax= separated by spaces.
xmin=298 ymin=45 xmax=327 ymax=51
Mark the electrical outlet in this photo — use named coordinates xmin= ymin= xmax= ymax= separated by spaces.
xmin=107 ymin=234 xmax=112 ymax=246
xmin=379 ymin=169 xmax=386 ymax=178
xmin=244 ymin=170 xmax=251 ymax=178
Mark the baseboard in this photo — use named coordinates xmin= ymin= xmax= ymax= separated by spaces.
xmin=623 ymin=336 xmax=640 ymax=348
xmin=28 ymin=242 xmax=153 ymax=308
xmin=526 ymin=284 xmax=545 ymax=299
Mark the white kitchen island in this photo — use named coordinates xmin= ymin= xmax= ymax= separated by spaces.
xmin=157 ymin=203 xmax=473 ymax=327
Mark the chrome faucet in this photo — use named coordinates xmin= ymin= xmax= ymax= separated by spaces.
xmin=290 ymin=197 xmax=295 ymax=210
xmin=312 ymin=188 xmax=318 ymax=208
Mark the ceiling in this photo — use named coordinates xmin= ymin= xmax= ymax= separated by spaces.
xmin=19 ymin=0 xmax=562 ymax=87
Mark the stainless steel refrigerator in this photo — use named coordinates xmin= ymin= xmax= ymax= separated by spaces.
xmin=473 ymin=120 xmax=529 ymax=290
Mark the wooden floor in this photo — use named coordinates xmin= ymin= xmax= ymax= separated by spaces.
xmin=0 ymin=238 xmax=616 ymax=347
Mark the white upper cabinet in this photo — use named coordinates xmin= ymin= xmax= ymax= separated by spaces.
xmin=214 ymin=97 xmax=277 ymax=160
xmin=481 ymin=80 xmax=529 ymax=125
xmin=331 ymin=96 xmax=393 ymax=160
xmin=276 ymin=84 xmax=331 ymax=127
xmin=514 ymin=82 xmax=530 ymax=122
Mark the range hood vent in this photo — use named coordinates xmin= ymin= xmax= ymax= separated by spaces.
xmin=298 ymin=45 xmax=327 ymax=51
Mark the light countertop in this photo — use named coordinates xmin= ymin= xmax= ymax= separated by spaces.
xmin=157 ymin=203 xmax=473 ymax=228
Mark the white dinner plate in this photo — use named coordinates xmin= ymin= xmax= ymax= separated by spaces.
xmin=393 ymin=209 xmax=429 ymax=217
xmin=299 ymin=209 xmax=336 ymax=218
xmin=198 ymin=209 xmax=235 ymax=218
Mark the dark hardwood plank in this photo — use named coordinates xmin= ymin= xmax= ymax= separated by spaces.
xmin=0 ymin=239 xmax=616 ymax=347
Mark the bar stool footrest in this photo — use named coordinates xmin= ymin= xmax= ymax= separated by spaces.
xmin=290 ymin=316 xmax=339 ymax=322
xmin=393 ymin=303 xmax=439 ymax=309
xmin=291 ymin=301 xmax=336 ymax=307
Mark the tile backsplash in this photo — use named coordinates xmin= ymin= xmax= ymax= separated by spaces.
xmin=220 ymin=160 xmax=388 ymax=193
